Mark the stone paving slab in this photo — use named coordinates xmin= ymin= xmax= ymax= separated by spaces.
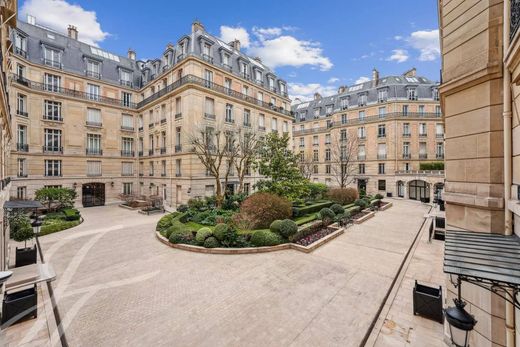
xmin=26 ymin=199 xmax=430 ymax=347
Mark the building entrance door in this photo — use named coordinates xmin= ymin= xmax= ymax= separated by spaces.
xmin=82 ymin=183 xmax=105 ymax=207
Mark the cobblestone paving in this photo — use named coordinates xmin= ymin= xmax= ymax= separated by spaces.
xmin=35 ymin=199 xmax=429 ymax=347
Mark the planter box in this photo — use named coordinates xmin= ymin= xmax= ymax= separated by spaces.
xmin=380 ymin=202 xmax=393 ymax=211
xmin=2 ymin=285 xmax=37 ymax=325
xmin=413 ymin=280 xmax=443 ymax=323
xmin=353 ymin=211 xmax=375 ymax=224
xmin=15 ymin=245 xmax=37 ymax=268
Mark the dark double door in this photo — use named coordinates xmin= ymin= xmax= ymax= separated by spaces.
xmin=82 ymin=183 xmax=105 ymax=207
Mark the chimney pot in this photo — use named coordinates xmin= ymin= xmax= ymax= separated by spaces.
xmin=128 ymin=48 xmax=136 ymax=60
xmin=372 ymin=68 xmax=379 ymax=88
xmin=191 ymin=20 xmax=205 ymax=33
xmin=314 ymin=92 xmax=322 ymax=100
xmin=67 ymin=25 xmax=78 ymax=40
xmin=229 ymin=39 xmax=241 ymax=52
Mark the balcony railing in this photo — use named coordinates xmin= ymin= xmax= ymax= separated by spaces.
xmin=357 ymin=155 xmax=366 ymax=160
xmin=243 ymin=122 xmax=251 ymax=127
xmin=17 ymin=109 xmax=28 ymax=117
xmin=204 ymin=113 xmax=216 ymax=120
xmin=44 ymin=59 xmax=62 ymax=69
xmin=175 ymin=145 xmax=182 ymax=153
xmin=160 ymin=147 xmax=166 ymax=154
xmin=149 ymin=149 xmax=154 ymax=156
xmin=119 ymin=80 xmax=133 ymax=88
xmin=419 ymin=133 xmax=428 ymax=137
xmin=161 ymin=118 xmax=167 ymax=124
xmin=13 ymin=74 xmax=137 ymax=108
xmin=402 ymin=133 xmax=411 ymax=138
xmin=14 ymin=47 xmax=27 ymax=58
xmin=402 ymin=153 xmax=411 ymax=159
xmin=436 ymin=153 xmax=445 ymax=159
xmin=86 ymin=121 xmax=102 ymax=127
xmin=225 ymin=118 xmax=235 ymax=124
xmin=86 ymin=148 xmax=103 ymax=156
xmin=43 ymin=115 xmax=63 ymax=122
xmin=137 ymin=75 xmax=292 ymax=116
xmin=258 ymin=126 xmax=266 ymax=131
xmin=202 ymin=54 xmax=213 ymax=64
xmin=419 ymin=153 xmax=428 ymax=159
xmin=377 ymin=154 xmax=387 ymax=160
xmin=121 ymin=150 xmax=135 ymax=157
xmin=436 ymin=133 xmax=444 ymax=138
xmin=121 ymin=125 xmax=134 ymax=131
xmin=16 ymin=143 xmax=28 ymax=152
xmin=138 ymin=150 xmax=143 ymax=157
xmin=86 ymin=70 xmax=101 ymax=79
xmin=175 ymin=113 xmax=183 ymax=119
xmin=395 ymin=170 xmax=444 ymax=176
xmin=43 ymin=146 xmax=63 ymax=154
xmin=377 ymin=134 xmax=386 ymax=138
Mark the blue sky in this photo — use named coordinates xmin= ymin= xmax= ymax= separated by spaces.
xmin=19 ymin=0 xmax=440 ymax=101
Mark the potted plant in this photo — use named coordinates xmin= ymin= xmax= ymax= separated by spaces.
xmin=413 ymin=280 xmax=443 ymax=323
xmin=2 ymin=284 xmax=37 ymax=324
xmin=12 ymin=216 xmax=37 ymax=267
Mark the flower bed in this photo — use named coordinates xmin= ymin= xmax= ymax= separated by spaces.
xmin=295 ymin=226 xmax=337 ymax=247
xmin=40 ymin=208 xmax=82 ymax=236
xmin=352 ymin=210 xmax=375 ymax=224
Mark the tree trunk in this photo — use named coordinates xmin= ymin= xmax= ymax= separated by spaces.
xmin=215 ymin=177 xmax=223 ymax=208
xmin=237 ymin=170 xmax=245 ymax=194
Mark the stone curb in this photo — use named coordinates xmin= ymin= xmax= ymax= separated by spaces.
xmin=380 ymin=201 xmax=393 ymax=211
xmin=155 ymin=228 xmax=345 ymax=254
xmin=354 ymin=211 xmax=376 ymax=224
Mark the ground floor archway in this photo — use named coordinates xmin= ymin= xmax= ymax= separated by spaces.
xmin=82 ymin=183 xmax=105 ymax=207
xmin=408 ymin=180 xmax=430 ymax=203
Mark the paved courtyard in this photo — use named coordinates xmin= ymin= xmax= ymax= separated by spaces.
xmin=22 ymin=199 xmax=429 ymax=347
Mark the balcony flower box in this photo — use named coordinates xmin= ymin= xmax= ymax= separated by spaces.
xmin=413 ymin=280 xmax=443 ymax=323
xmin=15 ymin=245 xmax=37 ymax=268
xmin=2 ymin=285 xmax=37 ymax=325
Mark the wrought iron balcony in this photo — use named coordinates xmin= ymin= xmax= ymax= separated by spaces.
xmin=86 ymin=70 xmax=101 ymax=79
xmin=17 ymin=172 xmax=28 ymax=178
xmin=175 ymin=173 xmax=182 ymax=177
xmin=402 ymin=133 xmax=411 ymax=138
xmin=395 ymin=169 xmax=444 ymax=176
xmin=43 ymin=146 xmax=63 ymax=154
xmin=149 ymin=149 xmax=154 ymax=155
xmin=402 ymin=153 xmax=411 ymax=159
xmin=43 ymin=114 xmax=63 ymax=122
xmin=419 ymin=153 xmax=428 ymax=159
xmin=44 ymin=59 xmax=62 ymax=69
xmin=201 ymin=54 xmax=213 ymax=64
xmin=243 ymin=122 xmax=251 ymax=127
xmin=139 ymin=173 xmax=144 ymax=177
xmin=161 ymin=173 xmax=167 ymax=177
xmin=419 ymin=133 xmax=428 ymax=137
xmin=377 ymin=154 xmax=387 ymax=160
xmin=86 ymin=121 xmax=102 ymax=127
xmin=160 ymin=147 xmax=166 ymax=154
xmin=119 ymin=80 xmax=133 ymax=88
xmin=121 ymin=150 xmax=134 ymax=157
xmin=16 ymin=143 xmax=28 ymax=152
xmin=377 ymin=134 xmax=386 ymax=138
xmin=13 ymin=74 xmax=137 ymax=108
xmin=357 ymin=155 xmax=366 ymax=160
xmin=138 ymin=151 xmax=143 ymax=157
xmin=436 ymin=153 xmax=445 ymax=159
xmin=161 ymin=118 xmax=167 ymax=124
xmin=436 ymin=133 xmax=444 ymax=138
xmin=121 ymin=125 xmax=135 ymax=131
xmin=175 ymin=145 xmax=182 ymax=153
xmin=225 ymin=118 xmax=235 ymax=124
xmin=14 ymin=47 xmax=27 ymax=58
xmin=86 ymin=148 xmax=103 ymax=156
xmin=17 ymin=109 xmax=28 ymax=117
xmin=138 ymin=126 xmax=143 ymax=132
xmin=204 ymin=113 xmax=216 ymax=120
xmin=175 ymin=113 xmax=182 ymax=119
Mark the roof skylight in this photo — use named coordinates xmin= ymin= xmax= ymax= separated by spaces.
xmin=90 ymin=47 xmax=120 ymax=62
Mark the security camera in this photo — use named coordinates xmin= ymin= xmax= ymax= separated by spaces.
xmin=0 ymin=271 xmax=13 ymax=285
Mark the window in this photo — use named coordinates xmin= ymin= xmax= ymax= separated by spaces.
xmin=313 ymin=165 xmax=319 ymax=174
xmin=242 ymin=85 xmax=249 ymax=96
xmin=259 ymin=114 xmax=265 ymax=129
xmin=419 ymin=123 xmax=427 ymax=136
xmin=122 ymin=92 xmax=132 ymax=107
xmin=436 ymin=142 xmax=444 ymax=159
xmin=271 ymin=118 xmax=278 ymax=132
xmin=314 ymin=108 xmax=320 ymax=118
xmin=299 ymin=137 xmax=305 ymax=148
xmin=407 ymin=88 xmax=417 ymax=100
xmin=283 ymin=121 xmax=288 ymax=133
xmin=378 ymin=163 xmax=385 ymax=174
xmin=175 ymin=97 xmax=182 ymax=116
xmin=122 ymin=137 xmax=134 ymax=156
xmin=325 ymin=148 xmax=331 ymax=161
xmin=378 ymin=124 xmax=386 ymax=138
xmin=378 ymin=143 xmax=387 ymax=159
xmin=326 ymin=105 xmax=333 ymax=115
xmin=243 ymin=109 xmax=251 ymax=126
xmin=87 ymin=108 xmax=102 ymax=126
xmin=161 ymin=160 xmax=167 ymax=176
xmin=378 ymin=106 xmax=386 ymax=118
xmin=378 ymin=89 xmax=388 ymax=103
xmin=378 ymin=180 xmax=386 ymax=191
xmin=87 ymin=134 xmax=101 ymax=155
xmin=255 ymin=69 xmax=263 ymax=84
xmin=419 ymin=142 xmax=427 ymax=159
xmin=44 ymin=129 xmax=62 ymax=152
xmin=358 ymin=94 xmax=367 ymax=106
xmin=436 ymin=124 xmax=444 ymax=137
xmin=225 ymin=104 xmax=234 ymax=123
xmin=435 ymin=105 xmax=441 ymax=116
xmin=44 ymin=100 xmax=62 ymax=121
xmin=313 ymin=135 xmax=319 ymax=146
xmin=122 ymin=114 xmax=134 ymax=129
xmin=17 ymin=125 xmax=27 ymax=148
xmin=123 ymin=183 xmax=133 ymax=195
xmin=224 ymin=78 xmax=232 ymax=92
xmin=17 ymin=63 xmax=26 ymax=78
xmin=240 ymin=62 xmax=248 ymax=78
xmin=43 ymin=47 xmax=62 ymax=68
xmin=358 ymin=127 xmax=366 ymax=139
xmin=222 ymin=53 xmax=230 ymax=67
xmin=325 ymin=134 xmax=331 ymax=144
xmin=313 ymin=150 xmax=319 ymax=162
xmin=202 ymin=42 xmax=211 ymax=57
xmin=358 ymin=145 xmax=366 ymax=160
xmin=18 ymin=158 xmax=27 ymax=177
xmin=17 ymin=94 xmax=27 ymax=116
xmin=86 ymin=60 xmax=100 ymax=78
xmin=87 ymin=84 xmax=100 ymax=101
xmin=359 ymin=164 xmax=365 ymax=174
xmin=176 ymin=159 xmax=182 ymax=176
xmin=402 ymin=104 xmax=409 ymax=115
xmin=341 ymin=114 xmax=347 ymax=124
xmin=44 ymin=73 xmax=60 ymax=92
xmin=404 ymin=162 xmax=411 ymax=171
xmin=359 ymin=111 xmax=365 ymax=120
xmin=87 ymin=161 xmax=102 ymax=176
xmin=325 ymin=164 xmax=331 ymax=174
xmin=149 ymin=161 xmax=154 ymax=176
xmin=268 ymin=77 xmax=275 ymax=91
xmin=340 ymin=129 xmax=347 ymax=141
xmin=121 ymin=161 xmax=134 ymax=176
xmin=205 ymin=97 xmax=215 ymax=118
xmin=175 ymin=127 xmax=182 ymax=148
xmin=418 ymin=105 xmax=425 ymax=115
xmin=17 ymin=186 xmax=27 ymax=200
xmin=433 ymin=88 xmax=439 ymax=101
xmin=120 ymin=69 xmax=132 ymax=86
xmin=257 ymin=91 xmax=263 ymax=105
xmin=403 ymin=123 xmax=410 ymax=136
xmin=340 ymin=97 xmax=348 ymax=110
xmin=14 ymin=33 xmax=27 ymax=56
xmin=403 ymin=142 xmax=410 ymax=158
xmin=45 ymin=160 xmax=62 ymax=176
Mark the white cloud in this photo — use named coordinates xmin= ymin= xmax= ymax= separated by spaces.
xmin=387 ymin=49 xmax=409 ymax=63
xmin=252 ymin=27 xmax=282 ymax=40
xmin=20 ymin=0 xmax=108 ymax=46
xmin=327 ymin=77 xmax=339 ymax=84
xmin=219 ymin=26 xmax=251 ymax=48
xmin=408 ymin=29 xmax=440 ymax=61
xmin=288 ymin=82 xmax=337 ymax=103
xmin=394 ymin=35 xmax=403 ymax=41
xmin=355 ymin=76 xmax=370 ymax=84
xmin=249 ymin=35 xmax=332 ymax=71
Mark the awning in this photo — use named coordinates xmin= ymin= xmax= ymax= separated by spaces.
xmin=3 ymin=200 xmax=43 ymax=210
xmin=444 ymin=230 xmax=520 ymax=286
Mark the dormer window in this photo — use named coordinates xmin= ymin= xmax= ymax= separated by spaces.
xmin=86 ymin=60 xmax=100 ymax=79
xmin=14 ymin=33 xmax=27 ymax=57
xmin=325 ymin=105 xmax=333 ymax=115
xmin=119 ymin=69 xmax=132 ymax=87
xmin=254 ymin=69 xmax=263 ymax=85
xmin=340 ymin=97 xmax=349 ymax=110
xmin=222 ymin=53 xmax=231 ymax=68
xmin=43 ymin=47 xmax=62 ymax=69
xmin=407 ymin=88 xmax=417 ymax=100
xmin=240 ymin=62 xmax=248 ymax=79
xmin=279 ymin=82 xmax=287 ymax=96
xmin=358 ymin=94 xmax=367 ymax=107
xmin=432 ymin=88 xmax=439 ymax=101
xmin=268 ymin=77 xmax=276 ymax=92
xmin=299 ymin=111 xmax=306 ymax=121
xmin=201 ymin=42 xmax=213 ymax=63
xmin=378 ymin=89 xmax=388 ymax=103
xmin=314 ymin=108 xmax=320 ymax=118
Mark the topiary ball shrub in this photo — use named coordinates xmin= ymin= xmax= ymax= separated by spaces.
xmin=354 ymin=199 xmax=369 ymax=209
xmin=213 ymin=223 xmax=229 ymax=241
xmin=269 ymin=220 xmax=283 ymax=234
xmin=237 ymin=192 xmax=292 ymax=229
xmin=165 ymin=221 xmax=184 ymax=239
xmin=319 ymin=208 xmax=335 ymax=222
xmin=330 ymin=204 xmax=345 ymax=215
xmin=250 ymin=230 xmax=283 ymax=247
xmin=195 ymin=227 xmax=213 ymax=245
xmin=203 ymin=236 xmax=220 ymax=248
xmin=157 ymin=214 xmax=174 ymax=231
xmin=278 ymin=219 xmax=298 ymax=238
xmin=327 ymin=188 xmax=359 ymax=205
xmin=374 ymin=193 xmax=384 ymax=200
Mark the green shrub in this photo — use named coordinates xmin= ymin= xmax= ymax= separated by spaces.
xmin=327 ymin=188 xmax=359 ymax=205
xmin=188 ymin=197 xmax=207 ymax=211
xmin=177 ymin=212 xmax=190 ymax=223
xmin=169 ymin=227 xmax=191 ymax=244
xmin=278 ymin=219 xmax=298 ymax=238
xmin=63 ymin=208 xmax=80 ymax=221
xmin=305 ymin=182 xmax=328 ymax=201
xmin=40 ymin=219 xmax=80 ymax=236
xmin=347 ymin=206 xmax=361 ymax=215
xmin=35 ymin=187 xmax=77 ymax=211
xmin=330 ymin=204 xmax=345 ymax=215
xmin=250 ymin=230 xmax=283 ymax=247
xmin=237 ymin=192 xmax=292 ymax=229
xmin=419 ymin=162 xmax=444 ymax=170
xmin=292 ymin=201 xmax=334 ymax=217
xmin=195 ymin=227 xmax=213 ymax=245
xmin=12 ymin=217 xmax=34 ymax=247
xmin=213 ymin=223 xmax=229 ymax=241
xmin=374 ymin=193 xmax=384 ymax=200
xmin=157 ymin=214 xmax=175 ymax=231
xmin=45 ymin=211 xmax=66 ymax=220
xmin=177 ymin=204 xmax=189 ymax=213
xmin=354 ymin=199 xmax=369 ymax=209
xmin=269 ymin=220 xmax=283 ymax=234
xmin=203 ymin=236 xmax=221 ymax=248
xmin=165 ymin=221 xmax=185 ymax=239
xmin=319 ymin=208 xmax=335 ymax=222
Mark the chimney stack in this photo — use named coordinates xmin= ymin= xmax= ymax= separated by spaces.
xmin=372 ymin=68 xmax=379 ymax=88
xmin=67 ymin=25 xmax=78 ymax=40
xmin=404 ymin=67 xmax=416 ymax=77
xmin=338 ymin=86 xmax=346 ymax=94
xmin=229 ymin=39 xmax=241 ymax=52
xmin=314 ymin=92 xmax=322 ymax=100
xmin=128 ymin=48 xmax=136 ymax=61
xmin=191 ymin=20 xmax=205 ymax=33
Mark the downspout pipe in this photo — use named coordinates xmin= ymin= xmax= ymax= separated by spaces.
xmin=503 ymin=2 xmax=515 ymax=347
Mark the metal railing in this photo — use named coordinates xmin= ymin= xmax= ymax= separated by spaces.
xmin=402 ymin=153 xmax=411 ymax=159
xmin=86 ymin=70 xmax=101 ymax=79
xmin=86 ymin=121 xmax=102 ymax=127
xmin=121 ymin=150 xmax=134 ymax=157
xmin=121 ymin=125 xmax=134 ymax=131
xmin=43 ymin=146 xmax=63 ymax=154
xmin=377 ymin=154 xmax=387 ymax=160
xmin=43 ymin=114 xmax=63 ymax=122
xmin=16 ymin=143 xmax=28 ymax=152
xmin=13 ymin=74 xmax=137 ymax=108
xmin=86 ymin=148 xmax=103 ymax=156
xmin=17 ymin=109 xmax=28 ymax=117
xmin=44 ymin=59 xmax=62 ymax=69
xmin=14 ymin=47 xmax=27 ymax=58
xmin=419 ymin=153 xmax=428 ymax=159
xmin=160 ymin=147 xmax=166 ymax=154
xmin=175 ymin=145 xmax=182 ymax=153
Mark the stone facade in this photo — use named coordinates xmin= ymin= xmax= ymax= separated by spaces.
xmin=439 ymin=0 xmax=519 ymax=345
xmin=8 ymin=19 xmax=292 ymax=208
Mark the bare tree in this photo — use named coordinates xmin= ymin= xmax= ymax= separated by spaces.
xmin=234 ymin=130 xmax=261 ymax=194
xmin=191 ymin=125 xmax=239 ymax=208
xmin=298 ymin=152 xmax=314 ymax=180
xmin=329 ymin=132 xmax=358 ymax=188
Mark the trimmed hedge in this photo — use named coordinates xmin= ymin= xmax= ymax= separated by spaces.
xmin=419 ymin=162 xmax=444 ymax=170
xmin=63 ymin=208 xmax=80 ymax=221
xmin=40 ymin=219 xmax=81 ymax=236
xmin=203 ymin=236 xmax=220 ymax=248
xmin=292 ymin=201 xmax=334 ymax=217
xmin=330 ymin=204 xmax=345 ymax=215
xmin=250 ymin=230 xmax=283 ymax=247
xmin=319 ymin=208 xmax=335 ymax=222
xmin=195 ymin=227 xmax=213 ymax=244
xmin=213 ymin=223 xmax=229 ymax=241
xmin=269 ymin=220 xmax=283 ymax=234
xmin=278 ymin=219 xmax=298 ymax=238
